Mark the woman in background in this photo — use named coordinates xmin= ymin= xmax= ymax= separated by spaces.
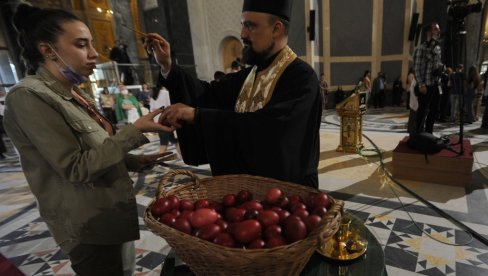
xmin=99 ymin=86 xmax=117 ymax=126
xmin=5 ymin=4 xmax=173 ymax=275
xmin=361 ymin=70 xmax=372 ymax=107
xmin=482 ymin=71 xmax=488 ymax=128
xmin=405 ymin=68 xmax=415 ymax=110
xmin=150 ymin=84 xmax=179 ymax=153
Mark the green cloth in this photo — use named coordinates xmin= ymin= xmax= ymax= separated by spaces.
xmin=115 ymin=94 xmax=142 ymax=122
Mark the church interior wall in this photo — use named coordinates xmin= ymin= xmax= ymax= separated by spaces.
xmin=330 ymin=0 xmax=373 ymax=57
xmin=330 ymin=62 xmax=372 ymax=87
xmin=316 ymin=0 xmax=324 ymax=58
xmin=187 ymin=0 xmax=242 ymax=81
xmin=186 ymin=1 xmax=214 ymax=81
xmin=288 ymin=0 xmax=307 ymax=57
xmin=108 ymin=0 xmax=140 ymax=65
xmin=140 ymin=0 xmax=196 ymax=81
xmin=465 ymin=1 xmax=484 ymax=69
xmin=164 ymin=0 xmax=195 ymax=73
xmin=0 ymin=0 xmax=487 ymax=91
xmin=381 ymin=0 xmax=406 ymax=56
xmin=381 ymin=60 xmax=403 ymax=83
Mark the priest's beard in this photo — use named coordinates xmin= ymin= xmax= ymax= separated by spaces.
xmin=242 ymin=39 xmax=275 ymax=67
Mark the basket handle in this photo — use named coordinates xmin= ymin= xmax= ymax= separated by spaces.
xmin=156 ymin=169 xmax=201 ymax=198
xmin=318 ymin=199 xmax=344 ymax=246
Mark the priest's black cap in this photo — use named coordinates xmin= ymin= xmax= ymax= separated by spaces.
xmin=242 ymin=0 xmax=293 ymax=22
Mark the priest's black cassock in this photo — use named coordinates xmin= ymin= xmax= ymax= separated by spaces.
xmin=159 ymin=53 xmax=322 ymax=188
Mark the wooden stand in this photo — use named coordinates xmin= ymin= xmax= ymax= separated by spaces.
xmin=392 ymin=136 xmax=473 ymax=187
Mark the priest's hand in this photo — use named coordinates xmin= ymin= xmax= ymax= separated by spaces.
xmin=144 ymin=33 xmax=172 ymax=73
xmin=159 ymin=103 xmax=196 ymax=128
xmin=133 ymin=108 xmax=175 ymax=133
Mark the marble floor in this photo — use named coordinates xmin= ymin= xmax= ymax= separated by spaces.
xmin=0 ymin=107 xmax=487 ymax=275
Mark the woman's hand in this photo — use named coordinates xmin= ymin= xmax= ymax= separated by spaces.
xmin=137 ymin=151 xmax=176 ymax=170
xmin=144 ymin=33 xmax=172 ymax=73
xmin=133 ymin=108 xmax=175 ymax=133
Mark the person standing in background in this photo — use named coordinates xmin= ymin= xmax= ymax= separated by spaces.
xmin=230 ymin=60 xmax=242 ymax=73
xmin=472 ymin=68 xmax=484 ymax=122
xmin=438 ymin=66 xmax=452 ymax=122
xmin=320 ymin=73 xmax=328 ymax=109
xmin=5 ymin=4 xmax=173 ymax=275
xmin=371 ymin=72 xmax=386 ymax=108
xmin=413 ymin=22 xmax=442 ymax=133
xmin=334 ymin=85 xmax=345 ymax=104
xmin=481 ymin=71 xmax=488 ymax=129
xmin=405 ymin=68 xmax=415 ymax=110
xmin=138 ymin=101 xmax=149 ymax=116
xmin=115 ymin=84 xmax=142 ymax=124
xmin=99 ymin=86 xmax=117 ymax=126
xmin=465 ymin=66 xmax=481 ymax=124
xmin=0 ymin=89 xmax=9 ymax=159
xmin=150 ymin=85 xmax=178 ymax=153
xmin=110 ymin=40 xmax=134 ymax=85
xmin=136 ymin=83 xmax=151 ymax=109
xmin=407 ymin=73 xmax=419 ymax=134
xmin=212 ymin=71 xmax=226 ymax=84
xmin=392 ymin=76 xmax=403 ymax=107
xmin=361 ymin=70 xmax=372 ymax=107
xmin=449 ymin=64 xmax=464 ymax=122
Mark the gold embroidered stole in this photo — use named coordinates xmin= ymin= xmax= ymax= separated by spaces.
xmin=235 ymin=46 xmax=297 ymax=112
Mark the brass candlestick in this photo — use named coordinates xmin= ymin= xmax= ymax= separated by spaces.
xmin=317 ymin=215 xmax=368 ymax=261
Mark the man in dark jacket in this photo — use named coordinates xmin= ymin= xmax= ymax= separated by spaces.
xmin=413 ymin=22 xmax=442 ymax=133
xmin=110 ymin=40 xmax=134 ymax=85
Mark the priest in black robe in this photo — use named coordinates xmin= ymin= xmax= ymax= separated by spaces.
xmin=144 ymin=0 xmax=322 ymax=188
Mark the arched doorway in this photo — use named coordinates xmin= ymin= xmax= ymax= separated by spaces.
xmin=220 ymin=36 xmax=242 ymax=73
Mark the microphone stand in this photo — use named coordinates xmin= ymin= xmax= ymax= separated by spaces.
xmin=447 ymin=0 xmax=483 ymax=155
xmin=450 ymin=18 xmax=466 ymax=156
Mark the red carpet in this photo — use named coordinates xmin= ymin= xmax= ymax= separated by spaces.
xmin=392 ymin=136 xmax=473 ymax=186
xmin=0 ymin=254 xmax=24 ymax=276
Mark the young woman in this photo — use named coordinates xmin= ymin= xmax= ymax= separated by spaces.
xmin=5 ymin=4 xmax=173 ymax=275
xmin=405 ymin=68 xmax=415 ymax=110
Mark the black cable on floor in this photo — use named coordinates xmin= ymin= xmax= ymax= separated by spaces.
xmin=323 ymin=120 xmax=488 ymax=247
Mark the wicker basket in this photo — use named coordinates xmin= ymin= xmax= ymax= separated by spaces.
xmin=144 ymin=170 xmax=344 ymax=276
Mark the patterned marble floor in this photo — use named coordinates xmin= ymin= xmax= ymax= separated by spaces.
xmin=1 ymin=107 xmax=487 ymax=275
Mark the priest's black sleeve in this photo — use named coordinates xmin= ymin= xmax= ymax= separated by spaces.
xmin=158 ymin=65 xmax=247 ymax=165
xmin=159 ymin=60 xmax=322 ymax=188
